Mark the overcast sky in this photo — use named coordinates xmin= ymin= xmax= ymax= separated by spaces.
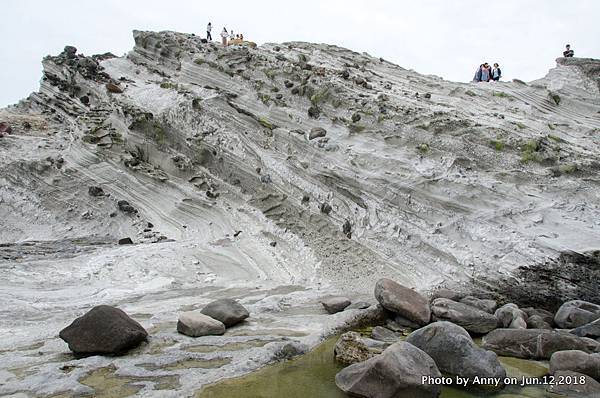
xmin=1 ymin=0 xmax=599 ymax=107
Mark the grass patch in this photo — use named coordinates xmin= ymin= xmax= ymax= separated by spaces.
xmin=310 ymin=87 xmax=330 ymax=106
xmin=258 ymin=117 xmax=274 ymax=130
xmin=558 ymin=163 xmax=577 ymax=174
xmin=490 ymin=139 xmax=505 ymax=151
xmin=548 ymin=92 xmax=561 ymax=105
xmin=258 ymin=93 xmax=271 ymax=105
xmin=520 ymin=139 xmax=542 ymax=163
xmin=516 ymin=122 xmax=526 ymax=130
xmin=548 ymin=134 xmax=565 ymax=143
xmin=417 ymin=143 xmax=430 ymax=153
xmin=465 ymin=90 xmax=477 ymax=97
xmin=548 ymin=123 xmax=555 ymax=130
xmin=493 ymin=91 xmax=510 ymax=98
xmin=160 ymin=81 xmax=178 ymax=90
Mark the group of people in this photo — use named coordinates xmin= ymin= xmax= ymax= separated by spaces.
xmin=473 ymin=63 xmax=501 ymax=82
xmin=206 ymin=22 xmax=244 ymax=46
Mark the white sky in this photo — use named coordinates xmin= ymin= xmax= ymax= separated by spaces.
xmin=1 ymin=0 xmax=599 ymax=107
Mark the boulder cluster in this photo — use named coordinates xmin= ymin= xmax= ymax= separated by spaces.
xmin=333 ymin=278 xmax=600 ymax=398
xmin=59 ymin=298 xmax=249 ymax=356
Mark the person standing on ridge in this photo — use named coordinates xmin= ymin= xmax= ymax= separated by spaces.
xmin=480 ymin=63 xmax=491 ymax=82
xmin=220 ymin=27 xmax=229 ymax=47
xmin=491 ymin=63 xmax=502 ymax=81
xmin=563 ymin=44 xmax=574 ymax=57
xmin=206 ymin=22 xmax=212 ymax=41
xmin=473 ymin=64 xmax=483 ymax=82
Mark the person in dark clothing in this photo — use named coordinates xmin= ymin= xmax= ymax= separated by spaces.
xmin=206 ymin=22 xmax=213 ymax=41
xmin=491 ymin=63 xmax=502 ymax=81
xmin=563 ymin=44 xmax=574 ymax=57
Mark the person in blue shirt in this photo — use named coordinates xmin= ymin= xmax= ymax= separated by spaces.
xmin=491 ymin=63 xmax=502 ymax=81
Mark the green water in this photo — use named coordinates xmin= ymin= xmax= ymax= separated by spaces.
xmin=197 ymin=336 xmax=561 ymax=398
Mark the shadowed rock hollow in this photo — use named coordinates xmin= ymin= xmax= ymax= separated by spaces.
xmin=1 ymin=29 xmax=600 ymax=396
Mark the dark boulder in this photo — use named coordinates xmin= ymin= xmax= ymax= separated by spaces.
xmin=351 ymin=113 xmax=361 ymax=123
xmin=59 ymin=305 xmax=147 ymax=356
xmin=308 ymin=127 xmax=326 ymax=140
xmin=118 ymin=238 xmax=133 ymax=245
xmin=482 ymin=328 xmax=600 ymax=359
xmin=106 ymin=82 xmax=124 ymax=94
xmin=307 ymin=106 xmax=320 ymax=119
xmin=63 ymin=45 xmax=77 ymax=58
xmin=431 ymin=298 xmax=497 ymax=333
xmin=407 ymin=321 xmax=506 ymax=390
xmin=374 ymin=278 xmax=430 ymax=326
xmin=555 ymin=300 xmax=600 ymax=329
xmin=320 ymin=202 xmax=332 ymax=215
xmin=335 ymin=341 xmax=442 ymax=398
xmin=117 ymin=200 xmax=137 ymax=213
xmin=200 ymin=298 xmax=249 ymax=327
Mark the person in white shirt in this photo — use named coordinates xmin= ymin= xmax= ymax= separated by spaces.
xmin=206 ymin=22 xmax=212 ymax=41
xmin=220 ymin=28 xmax=229 ymax=46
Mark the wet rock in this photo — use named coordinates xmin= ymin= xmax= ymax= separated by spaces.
xmin=118 ymin=237 xmax=133 ymax=245
xmin=117 ymin=200 xmax=137 ymax=214
xmin=371 ymin=326 xmax=399 ymax=342
xmin=201 ymin=298 xmax=249 ymax=327
xmin=308 ymin=127 xmax=326 ymax=140
xmin=106 ymin=82 xmax=123 ymax=94
xmin=334 ymin=331 xmax=376 ymax=365
xmin=320 ymin=202 xmax=332 ymax=215
xmin=407 ymin=321 xmax=506 ymax=390
xmin=526 ymin=314 xmax=553 ymax=329
xmin=546 ymin=371 xmax=600 ymax=397
xmin=482 ymin=328 xmax=600 ymax=359
xmin=460 ymin=296 xmax=497 ymax=314
xmin=571 ymin=318 xmax=600 ymax=339
xmin=177 ymin=311 xmax=225 ymax=337
xmin=335 ymin=341 xmax=442 ymax=398
xmin=549 ymin=350 xmax=600 ymax=380
xmin=307 ymin=105 xmax=320 ymax=119
xmin=431 ymin=298 xmax=497 ymax=334
xmin=275 ymin=341 xmax=309 ymax=360
xmin=495 ymin=303 xmax=528 ymax=329
xmin=375 ymin=278 xmax=430 ymax=326
xmin=59 ymin=305 xmax=147 ymax=356
xmin=321 ymin=296 xmax=351 ymax=314
xmin=88 ymin=186 xmax=104 ymax=197
xmin=555 ymin=300 xmax=600 ymax=329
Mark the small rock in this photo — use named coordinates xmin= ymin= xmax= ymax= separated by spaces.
xmin=333 ymin=331 xmax=376 ymax=365
xmin=201 ymin=298 xmax=249 ymax=327
xmin=117 ymin=200 xmax=137 ymax=214
xmin=309 ymin=127 xmax=326 ymax=140
xmin=526 ymin=314 xmax=553 ymax=330
xmin=340 ymin=70 xmax=350 ymax=79
xmin=351 ymin=113 xmax=361 ymax=123
xmin=307 ymin=106 xmax=320 ymax=119
xmin=260 ymin=174 xmax=272 ymax=183
xmin=118 ymin=237 xmax=133 ymax=245
xmin=424 ymin=93 xmax=432 ymax=99
xmin=269 ymin=241 xmax=277 ymax=247
xmin=342 ymin=219 xmax=352 ymax=238
xmin=275 ymin=341 xmax=309 ymax=360
xmin=59 ymin=305 xmax=147 ymax=356
xmin=106 ymin=83 xmax=123 ymax=94
xmin=346 ymin=301 xmax=371 ymax=310
xmin=177 ymin=311 xmax=225 ymax=337
xmin=321 ymin=296 xmax=351 ymax=314
xmin=320 ymin=202 xmax=332 ymax=215
xmin=88 ymin=186 xmax=104 ymax=197
xmin=301 ymin=194 xmax=310 ymax=205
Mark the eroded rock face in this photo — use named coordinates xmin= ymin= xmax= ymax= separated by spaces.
xmin=555 ymin=300 xmax=600 ymax=329
xmin=335 ymin=341 xmax=442 ymax=398
xmin=407 ymin=321 xmax=506 ymax=390
xmin=59 ymin=305 xmax=148 ymax=355
xmin=549 ymin=350 xmax=600 ymax=380
xmin=177 ymin=311 xmax=225 ymax=337
xmin=374 ymin=278 xmax=430 ymax=326
xmin=201 ymin=298 xmax=249 ymax=327
xmin=482 ymin=329 xmax=600 ymax=359
xmin=431 ymin=298 xmax=497 ymax=334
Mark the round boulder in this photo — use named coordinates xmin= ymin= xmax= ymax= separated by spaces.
xmin=374 ymin=278 xmax=430 ymax=326
xmin=547 ymin=371 xmax=600 ymax=397
xmin=460 ymin=296 xmax=497 ymax=314
xmin=571 ymin=318 xmax=600 ymax=339
xmin=200 ymin=298 xmax=249 ymax=327
xmin=407 ymin=321 xmax=506 ymax=390
xmin=550 ymin=350 xmax=600 ymax=380
xmin=177 ymin=311 xmax=225 ymax=337
xmin=495 ymin=303 xmax=528 ymax=329
xmin=59 ymin=305 xmax=147 ymax=356
xmin=335 ymin=341 xmax=442 ymax=398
